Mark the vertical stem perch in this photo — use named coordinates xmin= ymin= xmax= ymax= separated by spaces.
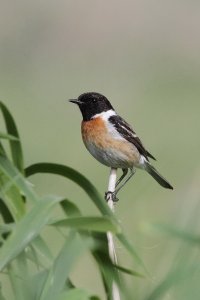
xmin=106 ymin=168 xmax=121 ymax=300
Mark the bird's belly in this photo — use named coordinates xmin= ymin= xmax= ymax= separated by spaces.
xmin=83 ymin=137 xmax=141 ymax=169
xmin=84 ymin=141 xmax=129 ymax=168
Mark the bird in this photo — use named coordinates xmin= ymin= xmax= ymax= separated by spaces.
xmin=69 ymin=92 xmax=173 ymax=201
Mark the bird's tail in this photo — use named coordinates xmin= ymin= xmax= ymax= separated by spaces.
xmin=145 ymin=162 xmax=173 ymax=190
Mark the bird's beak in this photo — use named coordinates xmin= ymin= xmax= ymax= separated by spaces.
xmin=69 ymin=99 xmax=81 ymax=105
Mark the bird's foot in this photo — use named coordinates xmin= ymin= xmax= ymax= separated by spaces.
xmin=104 ymin=191 xmax=119 ymax=202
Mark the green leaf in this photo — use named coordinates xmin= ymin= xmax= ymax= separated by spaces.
xmin=31 ymin=235 xmax=54 ymax=264
xmin=7 ymin=263 xmax=24 ymax=300
xmin=16 ymin=252 xmax=31 ymax=300
xmin=0 ymin=101 xmax=24 ymax=173
xmin=52 ymin=216 xmax=121 ymax=233
xmin=0 ymin=198 xmax=14 ymax=224
xmin=0 ymin=176 xmax=25 ymax=221
xmin=114 ymin=264 xmax=145 ymax=278
xmin=0 ymin=161 xmax=25 ymax=221
xmin=0 ymin=132 xmax=19 ymax=141
xmin=29 ymin=270 xmax=49 ymax=300
xmin=26 ymin=235 xmax=54 ymax=269
xmin=0 ymin=195 xmax=63 ymax=271
xmin=60 ymin=199 xmax=81 ymax=217
xmin=0 ymin=223 xmax=14 ymax=235
xmin=39 ymin=232 xmax=94 ymax=300
xmin=0 ymin=141 xmax=6 ymax=156
xmin=0 ymin=156 xmax=38 ymax=204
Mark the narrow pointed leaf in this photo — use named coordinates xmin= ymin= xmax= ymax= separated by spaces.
xmin=52 ymin=216 xmax=121 ymax=233
xmin=60 ymin=199 xmax=81 ymax=217
xmin=114 ymin=264 xmax=145 ymax=278
xmin=0 ymin=101 xmax=24 ymax=173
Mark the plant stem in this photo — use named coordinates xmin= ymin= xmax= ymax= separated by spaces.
xmin=106 ymin=168 xmax=121 ymax=300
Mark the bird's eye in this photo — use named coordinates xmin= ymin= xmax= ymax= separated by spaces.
xmin=93 ymin=99 xmax=97 ymax=103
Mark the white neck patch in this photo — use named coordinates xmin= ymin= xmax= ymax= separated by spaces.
xmin=92 ymin=109 xmax=116 ymax=121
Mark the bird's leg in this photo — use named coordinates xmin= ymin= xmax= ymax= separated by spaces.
xmin=105 ymin=191 xmax=118 ymax=202
xmin=105 ymin=168 xmax=118 ymax=202
xmin=115 ymin=168 xmax=128 ymax=188
xmin=114 ymin=168 xmax=136 ymax=196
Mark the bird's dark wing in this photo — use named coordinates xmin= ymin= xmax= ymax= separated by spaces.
xmin=109 ymin=115 xmax=156 ymax=161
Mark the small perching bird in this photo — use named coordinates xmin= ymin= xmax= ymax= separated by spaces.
xmin=70 ymin=92 xmax=173 ymax=201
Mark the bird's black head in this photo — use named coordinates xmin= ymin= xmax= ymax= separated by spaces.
xmin=69 ymin=92 xmax=114 ymax=121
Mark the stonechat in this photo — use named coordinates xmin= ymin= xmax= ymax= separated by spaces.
xmin=70 ymin=92 xmax=173 ymax=200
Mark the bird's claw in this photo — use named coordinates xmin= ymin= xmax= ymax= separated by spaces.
xmin=104 ymin=191 xmax=119 ymax=202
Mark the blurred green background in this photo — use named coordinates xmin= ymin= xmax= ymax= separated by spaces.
xmin=1 ymin=1 xmax=200 ymax=299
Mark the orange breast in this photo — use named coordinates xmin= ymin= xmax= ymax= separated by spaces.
xmin=81 ymin=117 xmax=107 ymax=149
xmin=81 ymin=117 xmax=140 ymax=167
